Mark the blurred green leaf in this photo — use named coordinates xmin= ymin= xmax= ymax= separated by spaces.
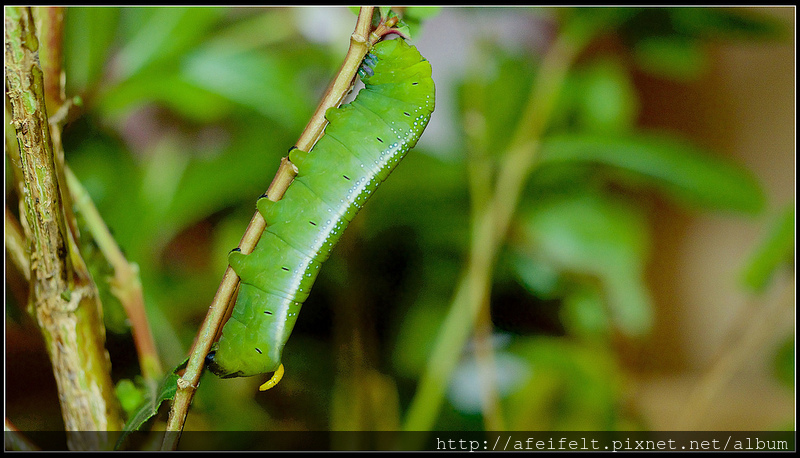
xmin=165 ymin=121 xmax=293 ymax=234
xmin=457 ymin=47 xmax=537 ymax=157
xmin=97 ymin=67 xmax=236 ymax=123
xmin=740 ymin=204 xmax=795 ymax=293
xmin=75 ymin=209 xmax=130 ymax=334
xmin=519 ymin=193 xmax=650 ymax=274
xmin=180 ymin=47 xmax=314 ymax=129
xmin=509 ymin=252 xmax=563 ymax=300
xmin=537 ymin=133 xmax=765 ymax=214
xmin=398 ymin=7 xmax=440 ymax=38
xmin=575 ymin=58 xmax=639 ymax=134
xmin=504 ymin=337 xmax=623 ymax=430
xmin=554 ymin=58 xmax=639 ymax=134
xmin=773 ymin=336 xmax=794 ymax=389
xmin=113 ymin=7 xmax=225 ymax=80
xmin=115 ymin=378 xmax=147 ymax=419
xmin=559 ymin=7 xmax=642 ymax=45
xmin=203 ymin=10 xmax=296 ymax=52
xmin=616 ymin=8 xmax=787 ymax=81
xmin=64 ymin=7 xmax=121 ymax=94
xmin=403 ymin=7 xmax=441 ymax=21
xmin=561 ymin=285 xmax=612 ymax=339
xmin=65 ymin=129 xmax=146 ymax=257
xmin=669 ymin=7 xmax=787 ymax=41
xmin=392 ymin=297 xmax=449 ymax=378
xmin=516 ymin=193 xmax=653 ymax=336
xmin=633 ymin=36 xmax=707 ymax=81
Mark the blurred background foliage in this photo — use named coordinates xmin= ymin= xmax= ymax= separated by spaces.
xmin=4 ymin=6 xmax=795 ymax=448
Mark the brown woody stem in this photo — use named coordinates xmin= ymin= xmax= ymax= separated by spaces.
xmin=5 ymin=6 xmax=123 ymax=449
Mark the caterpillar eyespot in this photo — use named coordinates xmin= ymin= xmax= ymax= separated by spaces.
xmin=206 ymin=38 xmax=435 ymax=386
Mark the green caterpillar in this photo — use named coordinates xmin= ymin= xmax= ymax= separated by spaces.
xmin=206 ymin=38 xmax=435 ymax=389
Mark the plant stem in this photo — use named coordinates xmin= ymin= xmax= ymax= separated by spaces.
xmin=5 ymin=208 xmax=30 ymax=282
xmin=161 ymin=7 xmax=381 ymax=448
xmin=31 ymin=7 xmax=66 ymax=115
xmin=296 ymin=6 xmax=376 ymax=151
xmin=5 ymin=6 xmax=123 ymax=448
xmin=677 ymin=272 xmax=794 ymax=429
xmin=5 ymin=419 xmax=40 ymax=451
xmin=464 ymin=96 xmax=504 ymax=430
xmin=65 ymin=166 xmax=163 ymax=381
xmin=402 ymin=16 xmax=590 ymax=433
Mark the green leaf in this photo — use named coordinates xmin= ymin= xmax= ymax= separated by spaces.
xmin=74 ymin=210 xmax=130 ymax=334
xmin=509 ymin=251 xmax=563 ymax=300
xmin=64 ymin=7 xmax=121 ymax=94
xmin=773 ymin=336 xmax=794 ymax=389
xmin=96 ymin=64 xmax=236 ymax=123
xmin=113 ymin=7 xmax=225 ymax=80
xmin=567 ymin=58 xmax=640 ymax=134
xmin=115 ymin=378 xmax=147 ymax=419
xmin=561 ymin=285 xmax=612 ymax=339
xmin=560 ymin=7 xmax=643 ymax=45
xmin=392 ymin=298 xmax=449 ymax=377
xmin=202 ymin=10 xmax=295 ymax=52
xmin=504 ymin=337 xmax=623 ymax=430
xmin=403 ymin=7 xmax=441 ymax=21
xmin=537 ymin=133 xmax=765 ymax=214
xmin=115 ymin=358 xmax=187 ymax=450
xmin=633 ymin=35 xmax=707 ymax=81
xmin=520 ymin=193 xmax=651 ymax=274
xmin=398 ymin=7 xmax=441 ymax=38
xmin=516 ymin=193 xmax=654 ymax=336
xmin=669 ymin=7 xmax=787 ymax=41
xmin=740 ymin=204 xmax=795 ymax=293
xmin=180 ymin=47 xmax=314 ymax=129
xmin=164 ymin=120 xmax=293 ymax=234
xmin=457 ymin=47 xmax=537 ymax=157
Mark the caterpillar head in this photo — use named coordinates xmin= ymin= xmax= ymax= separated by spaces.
xmin=205 ymin=350 xmax=244 ymax=378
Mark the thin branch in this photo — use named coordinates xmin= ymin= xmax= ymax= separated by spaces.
xmin=463 ymin=97 xmax=504 ymax=430
xmin=5 ymin=419 xmax=41 ymax=451
xmin=5 ymin=207 xmax=30 ymax=282
xmin=677 ymin=273 xmax=794 ymax=429
xmin=161 ymin=7 xmax=381 ymax=449
xmin=402 ymin=15 xmax=592 ymax=434
xmin=65 ymin=165 xmax=163 ymax=381
xmin=296 ymin=6 xmax=377 ymax=151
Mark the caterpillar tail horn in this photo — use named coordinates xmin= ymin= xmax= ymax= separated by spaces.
xmin=259 ymin=364 xmax=285 ymax=391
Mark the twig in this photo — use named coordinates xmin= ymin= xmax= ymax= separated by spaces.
xmin=402 ymin=13 xmax=594 ymax=433
xmin=5 ymin=208 xmax=30 ymax=282
xmin=65 ymin=165 xmax=163 ymax=381
xmin=464 ymin=98 xmax=504 ymax=430
xmin=5 ymin=418 xmax=41 ymax=451
xmin=677 ymin=273 xmax=794 ymax=429
xmin=161 ymin=7 xmax=382 ymax=449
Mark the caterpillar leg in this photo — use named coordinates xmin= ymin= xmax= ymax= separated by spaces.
xmin=259 ymin=364 xmax=285 ymax=391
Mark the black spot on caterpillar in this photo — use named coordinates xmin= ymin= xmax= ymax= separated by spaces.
xmin=206 ymin=38 xmax=435 ymax=388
